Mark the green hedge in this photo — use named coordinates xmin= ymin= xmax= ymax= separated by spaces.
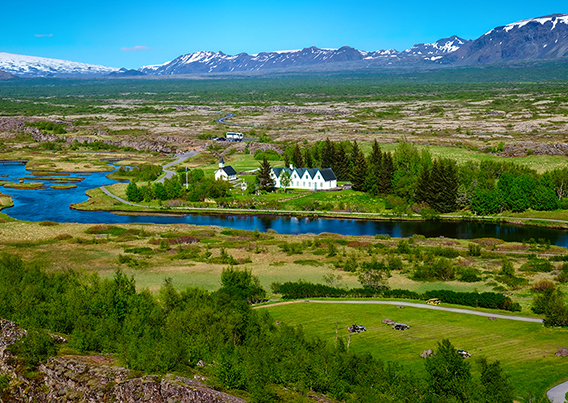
xmin=275 ymin=281 xmax=521 ymax=312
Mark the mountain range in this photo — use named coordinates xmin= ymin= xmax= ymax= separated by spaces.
xmin=1 ymin=14 xmax=567 ymax=78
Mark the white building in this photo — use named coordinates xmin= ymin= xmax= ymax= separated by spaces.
xmin=271 ymin=167 xmax=337 ymax=190
xmin=214 ymin=157 xmax=237 ymax=181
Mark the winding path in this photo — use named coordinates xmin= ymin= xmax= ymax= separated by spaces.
xmin=155 ymin=149 xmax=201 ymax=183
xmin=548 ymin=382 xmax=568 ymax=403
xmin=257 ymin=300 xmax=543 ymax=323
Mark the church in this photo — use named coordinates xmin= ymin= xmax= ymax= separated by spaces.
xmin=214 ymin=157 xmax=237 ymax=181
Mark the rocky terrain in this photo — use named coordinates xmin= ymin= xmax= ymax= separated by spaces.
xmin=0 ymin=319 xmax=245 ymax=403
xmin=0 ymin=70 xmax=15 ymax=80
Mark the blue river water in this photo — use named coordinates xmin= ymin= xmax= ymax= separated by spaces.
xmin=2 ymin=162 xmax=568 ymax=246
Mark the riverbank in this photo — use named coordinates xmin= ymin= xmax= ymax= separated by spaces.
xmin=73 ymin=184 xmax=568 ymax=231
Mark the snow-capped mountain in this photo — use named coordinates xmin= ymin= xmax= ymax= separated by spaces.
xmin=403 ymin=36 xmax=470 ymax=59
xmin=139 ymin=41 xmax=464 ymax=75
xmin=443 ymin=14 xmax=568 ymax=65
xmin=0 ymin=53 xmax=119 ymax=77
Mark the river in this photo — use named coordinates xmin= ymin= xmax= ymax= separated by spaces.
xmin=2 ymin=162 xmax=568 ymax=246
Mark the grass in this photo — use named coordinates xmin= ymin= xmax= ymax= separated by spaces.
xmin=264 ymin=302 xmax=568 ymax=397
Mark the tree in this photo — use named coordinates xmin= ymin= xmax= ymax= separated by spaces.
xmin=280 ymin=170 xmax=292 ymax=192
xmin=303 ymin=148 xmax=313 ymax=168
xmin=425 ymin=339 xmax=472 ymax=401
xmin=350 ymin=142 xmax=367 ymax=191
xmin=429 ymin=158 xmax=459 ymax=213
xmin=357 ymin=258 xmax=390 ymax=291
xmin=321 ymin=138 xmax=335 ymax=169
xmin=126 ymin=181 xmax=143 ymax=203
xmin=333 ymin=144 xmax=350 ymax=181
xmin=415 ymin=165 xmax=431 ymax=206
xmin=365 ymin=140 xmax=383 ymax=194
xmin=292 ymin=144 xmax=304 ymax=168
xmin=478 ymin=358 xmax=514 ymax=403
xmin=218 ymin=266 xmax=266 ymax=304
xmin=283 ymin=152 xmax=291 ymax=168
xmin=378 ymin=151 xmax=394 ymax=194
xmin=257 ymin=156 xmax=275 ymax=192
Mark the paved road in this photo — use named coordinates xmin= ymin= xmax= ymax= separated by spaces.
xmin=304 ymin=300 xmax=543 ymax=323
xmin=548 ymin=383 xmax=568 ymax=403
xmin=156 ymin=150 xmax=200 ymax=183
xmin=101 ymin=185 xmax=141 ymax=207
xmin=216 ymin=113 xmax=236 ymax=125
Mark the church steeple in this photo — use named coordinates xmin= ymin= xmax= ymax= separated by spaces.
xmin=219 ymin=156 xmax=225 ymax=169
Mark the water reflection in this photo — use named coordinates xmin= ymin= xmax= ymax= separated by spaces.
xmin=1 ymin=163 xmax=568 ymax=246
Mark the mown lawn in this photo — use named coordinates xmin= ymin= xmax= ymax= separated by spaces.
xmin=265 ymin=302 xmax=568 ymax=398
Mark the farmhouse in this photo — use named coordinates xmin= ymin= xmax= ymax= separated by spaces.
xmin=271 ymin=166 xmax=337 ymax=190
xmin=214 ymin=157 xmax=237 ymax=181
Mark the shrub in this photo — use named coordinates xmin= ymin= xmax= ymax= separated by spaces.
xmin=531 ymin=280 xmax=556 ymax=293
xmin=468 ymin=243 xmax=482 ymax=257
xmin=39 ymin=221 xmax=58 ymax=227
xmin=519 ymin=258 xmax=554 ymax=273
xmin=459 ymin=267 xmax=482 ymax=283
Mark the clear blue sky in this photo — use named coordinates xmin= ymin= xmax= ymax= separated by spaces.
xmin=1 ymin=1 xmax=566 ymax=69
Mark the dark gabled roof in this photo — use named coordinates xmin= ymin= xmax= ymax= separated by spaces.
xmin=320 ymin=168 xmax=337 ymax=181
xmin=272 ymin=167 xmax=336 ymax=181
xmin=222 ymin=166 xmax=237 ymax=176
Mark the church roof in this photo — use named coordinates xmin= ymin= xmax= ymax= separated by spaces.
xmin=222 ymin=166 xmax=237 ymax=176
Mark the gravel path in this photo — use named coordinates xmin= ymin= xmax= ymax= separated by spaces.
xmin=304 ymin=300 xmax=543 ymax=323
xmin=155 ymin=149 xmax=200 ymax=183
xmin=548 ymin=382 xmax=568 ymax=403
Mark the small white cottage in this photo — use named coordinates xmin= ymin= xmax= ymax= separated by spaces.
xmin=214 ymin=157 xmax=237 ymax=181
xmin=271 ymin=166 xmax=337 ymax=190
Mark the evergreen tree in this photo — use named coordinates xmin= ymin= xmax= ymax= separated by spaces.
xmin=310 ymin=142 xmax=321 ymax=167
xmin=378 ymin=152 xmax=394 ymax=194
xmin=478 ymin=358 xmax=515 ymax=403
xmin=428 ymin=158 xmax=459 ymax=213
xmin=283 ymin=153 xmax=290 ymax=169
xmin=350 ymin=140 xmax=361 ymax=167
xmin=292 ymin=144 xmax=304 ymax=168
xmin=321 ymin=138 xmax=335 ymax=169
xmin=333 ymin=144 xmax=350 ymax=181
xmin=365 ymin=140 xmax=383 ymax=194
xmin=257 ymin=156 xmax=275 ymax=191
xmin=369 ymin=139 xmax=382 ymax=167
xmin=303 ymin=148 xmax=313 ymax=168
xmin=351 ymin=148 xmax=367 ymax=191
xmin=415 ymin=165 xmax=431 ymax=205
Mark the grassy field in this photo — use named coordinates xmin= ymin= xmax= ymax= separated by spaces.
xmin=264 ymin=301 xmax=568 ymax=398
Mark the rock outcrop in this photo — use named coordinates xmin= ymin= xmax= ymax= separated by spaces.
xmin=0 ymin=319 xmax=245 ymax=403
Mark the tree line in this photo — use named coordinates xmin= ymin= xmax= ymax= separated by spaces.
xmin=286 ymin=138 xmax=568 ymax=215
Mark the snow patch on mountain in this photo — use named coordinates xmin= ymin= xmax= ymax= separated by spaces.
xmin=403 ymin=36 xmax=469 ymax=55
xmin=0 ymin=52 xmax=119 ymax=77
xmin=484 ymin=13 xmax=568 ymax=35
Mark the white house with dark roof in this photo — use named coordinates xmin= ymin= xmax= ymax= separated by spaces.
xmin=271 ymin=166 xmax=337 ymax=190
xmin=215 ymin=157 xmax=237 ymax=181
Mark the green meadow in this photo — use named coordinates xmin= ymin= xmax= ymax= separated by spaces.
xmin=264 ymin=301 xmax=568 ymax=397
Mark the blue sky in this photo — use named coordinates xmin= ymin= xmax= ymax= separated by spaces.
xmin=1 ymin=1 xmax=566 ymax=69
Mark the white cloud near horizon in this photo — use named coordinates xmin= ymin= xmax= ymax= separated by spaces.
xmin=35 ymin=34 xmax=53 ymax=38
xmin=121 ymin=46 xmax=150 ymax=52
